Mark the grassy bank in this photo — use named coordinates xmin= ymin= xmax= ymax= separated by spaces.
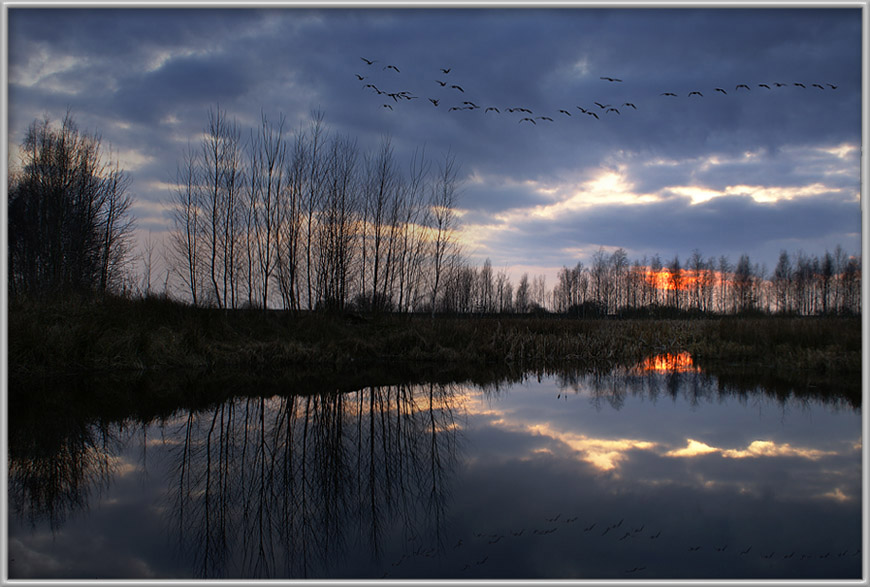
xmin=8 ymin=296 xmax=862 ymax=390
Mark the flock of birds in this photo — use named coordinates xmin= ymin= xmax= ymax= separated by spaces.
xmin=378 ymin=510 xmax=860 ymax=578
xmin=354 ymin=57 xmax=839 ymax=127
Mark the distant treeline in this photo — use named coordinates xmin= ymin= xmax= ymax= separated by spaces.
xmin=483 ymin=246 xmax=861 ymax=317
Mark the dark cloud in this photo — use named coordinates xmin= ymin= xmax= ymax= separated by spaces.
xmin=6 ymin=7 xmax=862 ymax=274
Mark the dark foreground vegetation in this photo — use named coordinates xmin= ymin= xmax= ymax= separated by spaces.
xmin=9 ymin=295 xmax=861 ymax=401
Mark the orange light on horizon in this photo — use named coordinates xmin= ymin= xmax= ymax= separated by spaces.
xmin=638 ymin=351 xmax=699 ymax=373
xmin=642 ymin=268 xmax=715 ymax=291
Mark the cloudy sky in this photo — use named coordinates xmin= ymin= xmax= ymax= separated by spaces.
xmin=5 ymin=4 xmax=865 ymax=284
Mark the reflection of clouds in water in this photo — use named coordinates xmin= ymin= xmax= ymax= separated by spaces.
xmin=664 ymin=438 xmax=838 ymax=460
xmin=462 ymin=382 xmax=860 ymax=506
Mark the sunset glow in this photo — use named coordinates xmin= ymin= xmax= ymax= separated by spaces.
xmin=638 ymin=352 xmax=698 ymax=373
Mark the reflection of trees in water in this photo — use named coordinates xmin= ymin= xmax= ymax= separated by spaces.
xmin=555 ymin=365 xmax=857 ymax=412
xmin=8 ymin=414 xmax=120 ymax=531
xmin=167 ymin=382 xmax=460 ymax=578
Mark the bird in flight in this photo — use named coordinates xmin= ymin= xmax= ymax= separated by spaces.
xmin=600 ymin=76 xmax=623 ymax=82
xmin=536 ymin=116 xmax=554 ymax=122
xmin=435 ymin=80 xmax=447 ymax=86
xmin=736 ymin=84 xmax=751 ymax=91
xmin=759 ymin=83 xmax=771 ymax=89
xmin=688 ymin=91 xmax=703 ymax=97
xmin=559 ymin=109 xmax=572 ymax=116
xmin=594 ymin=102 xmax=611 ymax=109
xmin=826 ymin=83 xmax=838 ymax=89
xmin=451 ymin=84 xmax=465 ymax=92
xmin=382 ymin=104 xmax=393 ymax=110
xmin=519 ymin=117 xmax=537 ymax=124
xmin=429 ymin=98 xmax=440 ymax=106
xmin=587 ymin=111 xmax=600 ymax=119
xmin=355 ymin=74 xmax=365 ymax=81
xmin=361 ymin=57 xmax=377 ymax=65
xmin=715 ymin=88 xmax=727 ymax=94
xmin=485 ymin=107 xmax=500 ymax=113
xmin=384 ymin=64 xmax=400 ymax=73
xmin=794 ymin=82 xmax=806 ymax=88
xmin=441 ymin=67 xmax=452 ymax=74
xmin=812 ymin=83 xmax=825 ymax=89
xmin=660 ymin=92 xmax=677 ymax=97
xmin=605 ymin=107 xmax=620 ymax=114
xmin=622 ymin=102 xmax=637 ymax=109
xmin=463 ymin=101 xmax=479 ymax=108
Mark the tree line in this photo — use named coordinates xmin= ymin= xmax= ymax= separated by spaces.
xmin=7 ymin=110 xmax=860 ymax=317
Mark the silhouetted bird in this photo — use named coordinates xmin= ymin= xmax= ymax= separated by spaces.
xmin=594 ymin=102 xmax=611 ymax=109
xmin=688 ymin=91 xmax=703 ymax=97
xmin=435 ymin=80 xmax=447 ymax=86
xmin=774 ymin=82 xmax=787 ymax=87
xmin=485 ymin=107 xmax=500 ymax=113
xmin=382 ymin=104 xmax=393 ymax=110
xmin=355 ymin=74 xmax=365 ymax=80
xmin=715 ymin=88 xmax=727 ymax=94
xmin=441 ymin=68 xmax=452 ymax=74
xmin=794 ymin=82 xmax=806 ymax=88
xmin=429 ymin=98 xmax=440 ymax=106
xmin=577 ymin=106 xmax=588 ymax=113
xmin=559 ymin=109 xmax=572 ymax=116
xmin=463 ymin=101 xmax=478 ymax=108
xmin=759 ymin=83 xmax=771 ymax=89
xmin=451 ymin=85 xmax=465 ymax=92
xmin=361 ymin=57 xmax=377 ymax=65
xmin=587 ymin=111 xmax=600 ymax=119
xmin=519 ymin=117 xmax=536 ymax=124
xmin=600 ymin=76 xmax=623 ymax=82
xmin=365 ymin=84 xmax=383 ymax=94
xmin=605 ymin=107 xmax=620 ymax=114
xmin=736 ymin=84 xmax=751 ymax=91
xmin=384 ymin=64 xmax=400 ymax=72
xmin=622 ymin=102 xmax=637 ymax=109
xmin=536 ymin=116 xmax=554 ymax=122
xmin=812 ymin=83 xmax=825 ymax=89
xmin=827 ymin=83 xmax=838 ymax=89
xmin=660 ymin=92 xmax=677 ymax=96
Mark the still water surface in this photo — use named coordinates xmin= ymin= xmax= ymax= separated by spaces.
xmin=8 ymin=355 xmax=862 ymax=580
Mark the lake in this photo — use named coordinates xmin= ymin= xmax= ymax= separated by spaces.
xmin=7 ymin=354 xmax=862 ymax=580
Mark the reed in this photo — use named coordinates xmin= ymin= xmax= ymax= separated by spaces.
xmin=8 ymin=297 xmax=860 ymax=391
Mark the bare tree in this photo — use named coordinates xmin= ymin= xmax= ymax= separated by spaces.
xmin=8 ymin=112 xmax=135 ymax=298
xmin=427 ymin=150 xmax=460 ymax=317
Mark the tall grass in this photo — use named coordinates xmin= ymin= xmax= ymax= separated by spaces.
xmin=8 ymin=296 xmax=860 ymax=394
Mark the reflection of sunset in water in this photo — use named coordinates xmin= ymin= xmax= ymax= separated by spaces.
xmin=638 ymin=351 xmax=699 ymax=373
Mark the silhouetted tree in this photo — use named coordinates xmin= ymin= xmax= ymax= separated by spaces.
xmin=8 ymin=112 xmax=134 ymax=298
